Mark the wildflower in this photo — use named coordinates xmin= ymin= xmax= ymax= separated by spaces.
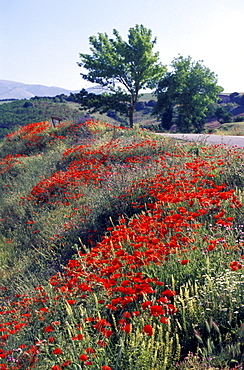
xmin=44 ymin=325 xmax=54 ymax=332
xmin=53 ymin=348 xmax=62 ymax=355
xmin=61 ymin=360 xmax=71 ymax=367
xmin=143 ymin=324 xmax=153 ymax=336
xmin=181 ymin=259 xmax=189 ymax=265
xmin=141 ymin=301 xmax=152 ymax=310
xmin=103 ymin=329 xmax=113 ymax=338
xmin=150 ymin=305 xmax=165 ymax=316
xmin=122 ymin=324 xmax=131 ymax=334
xmin=230 ymin=261 xmax=242 ymax=271
xmin=79 ymin=354 xmax=88 ymax=361
xmin=123 ymin=311 xmax=131 ymax=318
xmin=52 ymin=321 xmax=60 ymax=326
xmin=160 ymin=317 xmax=168 ymax=324
xmin=52 ymin=366 xmax=61 ymax=370
xmin=39 ymin=307 xmax=49 ymax=313
xmin=85 ymin=347 xmax=95 ymax=354
xmin=102 ymin=366 xmax=112 ymax=370
xmin=161 ymin=289 xmax=176 ymax=297
xmin=132 ymin=311 xmax=140 ymax=317
xmin=72 ymin=334 xmax=83 ymax=340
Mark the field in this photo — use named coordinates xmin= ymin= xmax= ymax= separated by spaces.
xmin=0 ymin=119 xmax=243 ymax=369
xmin=213 ymin=122 xmax=244 ymax=136
xmin=0 ymin=97 xmax=158 ymax=140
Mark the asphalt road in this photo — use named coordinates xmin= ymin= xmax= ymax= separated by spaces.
xmin=157 ymin=133 xmax=244 ymax=148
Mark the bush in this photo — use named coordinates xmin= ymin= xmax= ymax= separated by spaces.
xmin=233 ymin=116 xmax=244 ymax=122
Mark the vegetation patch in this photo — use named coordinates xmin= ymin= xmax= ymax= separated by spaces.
xmin=0 ymin=119 xmax=243 ymax=369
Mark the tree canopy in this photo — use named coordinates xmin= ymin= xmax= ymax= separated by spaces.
xmin=76 ymin=25 xmax=166 ymax=127
xmin=153 ymin=56 xmax=223 ymax=132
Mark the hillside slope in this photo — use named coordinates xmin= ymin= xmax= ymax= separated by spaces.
xmin=0 ymin=79 xmax=79 ymax=100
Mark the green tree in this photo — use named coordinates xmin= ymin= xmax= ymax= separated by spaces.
xmin=76 ymin=24 xmax=166 ymax=127
xmin=153 ymin=56 xmax=223 ymax=132
xmin=215 ymin=106 xmax=233 ymax=124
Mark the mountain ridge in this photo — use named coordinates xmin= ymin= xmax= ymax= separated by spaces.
xmin=0 ymin=79 xmax=81 ymax=100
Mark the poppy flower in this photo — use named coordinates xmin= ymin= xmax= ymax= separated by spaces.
xmin=85 ymin=347 xmax=95 ymax=354
xmin=52 ymin=366 xmax=61 ymax=370
xmin=141 ymin=301 xmax=152 ymax=310
xmin=143 ymin=324 xmax=153 ymax=336
xmin=160 ymin=317 xmax=169 ymax=324
xmin=44 ymin=325 xmax=54 ymax=332
xmin=72 ymin=334 xmax=83 ymax=340
xmin=123 ymin=311 xmax=131 ymax=318
xmin=79 ymin=354 xmax=88 ymax=361
xmin=122 ymin=324 xmax=131 ymax=334
xmin=53 ymin=347 xmax=62 ymax=355
xmin=181 ymin=259 xmax=189 ymax=265
xmin=61 ymin=360 xmax=71 ymax=367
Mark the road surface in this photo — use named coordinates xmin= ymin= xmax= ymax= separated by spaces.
xmin=157 ymin=133 xmax=244 ymax=148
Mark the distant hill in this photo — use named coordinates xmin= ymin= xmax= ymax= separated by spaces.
xmin=0 ymin=80 xmax=82 ymax=100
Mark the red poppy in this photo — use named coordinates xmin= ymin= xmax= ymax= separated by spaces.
xmin=150 ymin=305 xmax=165 ymax=316
xmin=160 ymin=317 xmax=169 ymax=324
xmin=44 ymin=325 xmax=54 ymax=332
xmin=122 ymin=324 xmax=131 ymax=334
xmin=85 ymin=347 xmax=95 ymax=354
xmin=123 ymin=311 xmax=131 ymax=318
xmin=53 ymin=347 xmax=62 ymax=355
xmin=52 ymin=366 xmax=61 ymax=370
xmin=141 ymin=301 xmax=152 ymax=310
xmin=143 ymin=324 xmax=153 ymax=336
xmin=132 ymin=311 xmax=140 ymax=317
xmin=61 ymin=360 xmax=71 ymax=367
xmin=79 ymin=354 xmax=88 ymax=361
xmin=72 ymin=334 xmax=83 ymax=340
xmin=161 ymin=289 xmax=176 ymax=297
xmin=181 ymin=259 xmax=189 ymax=265
xmin=103 ymin=329 xmax=113 ymax=338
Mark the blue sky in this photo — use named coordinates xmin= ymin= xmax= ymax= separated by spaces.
xmin=1 ymin=0 xmax=244 ymax=92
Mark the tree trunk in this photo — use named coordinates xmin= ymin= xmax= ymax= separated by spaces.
xmin=129 ymin=89 xmax=139 ymax=128
xmin=129 ymin=106 xmax=134 ymax=128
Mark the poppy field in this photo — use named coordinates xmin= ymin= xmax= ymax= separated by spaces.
xmin=0 ymin=119 xmax=243 ymax=369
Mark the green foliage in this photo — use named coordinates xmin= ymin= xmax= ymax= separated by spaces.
xmin=77 ymin=24 xmax=166 ymax=127
xmin=213 ymin=122 xmax=244 ymax=136
xmin=0 ymin=98 xmax=82 ymax=139
xmin=234 ymin=115 xmax=244 ymax=122
xmin=153 ymin=56 xmax=223 ymax=132
xmin=215 ymin=106 xmax=233 ymax=124
xmin=72 ymin=88 xmax=130 ymax=117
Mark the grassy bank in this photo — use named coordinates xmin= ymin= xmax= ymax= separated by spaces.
xmin=0 ymin=119 xmax=243 ymax=369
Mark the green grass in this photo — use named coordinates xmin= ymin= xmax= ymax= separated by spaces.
xmin=213 ymin=122 xmax=244 ymax=136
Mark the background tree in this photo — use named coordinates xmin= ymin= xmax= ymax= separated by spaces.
xmin=153 ymin=56 xmax=223 ymax=132
xmin=76 ymin=25 xmax=166 ymax=127
xmin=215 ymin=106 xmax=233 ymax=124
